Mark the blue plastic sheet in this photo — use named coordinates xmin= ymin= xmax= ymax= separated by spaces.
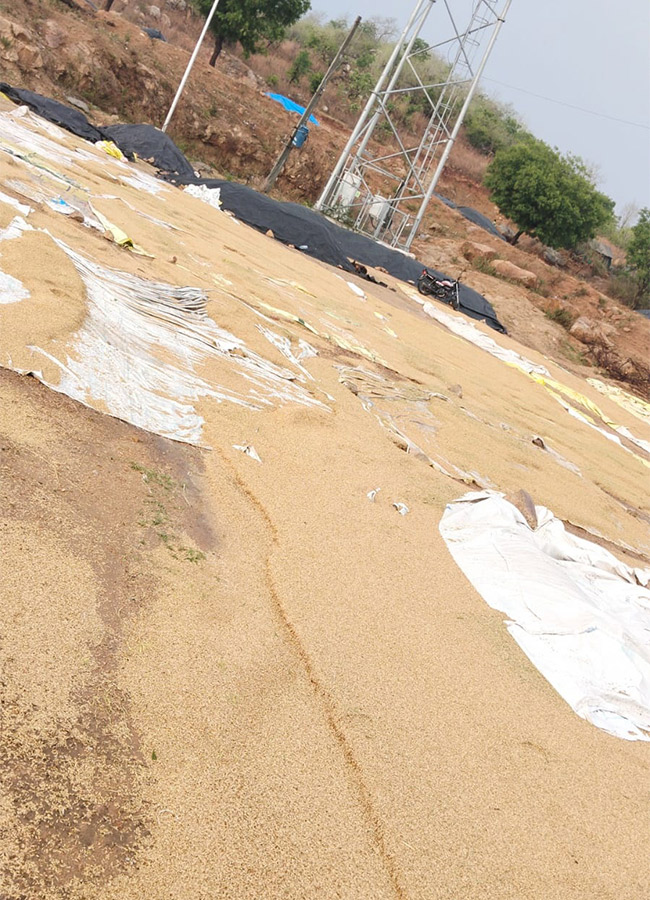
xmin=265 ymin=93 xmax=320 ymax=126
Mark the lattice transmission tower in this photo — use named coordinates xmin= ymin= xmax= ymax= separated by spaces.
xmin=315 ymin=0 xmax=512 ymax=250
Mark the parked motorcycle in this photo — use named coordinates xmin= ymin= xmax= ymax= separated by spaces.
xmin=416 ymin=268 xmax=463 ymax=311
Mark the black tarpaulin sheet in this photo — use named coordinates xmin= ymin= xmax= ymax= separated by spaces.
xmin=101 ymin=123 xmax=194 ymax=178
xmin=0 ymin=85 xmax=194 ymax=178
xmin=456 ymin=206 xmax=505 ymax=241
xmin=0 ymin=82 xmax=104 ymax=142
xmin=177 ymin=178 xmax=505 ymax=332
xmin=0 ymin=83 xmax=504 ymax=331
xmin=433 ymin=190 xmax=505 ymax=241
xmin=433 ymin=191 xmax=457 ymax=209
xmin=141 ymin=28 xmax=167 ymax=41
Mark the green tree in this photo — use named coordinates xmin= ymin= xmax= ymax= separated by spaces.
xmin=627 ymin=207 xmax=650 ymax=305
xmin=484 ymin=138 xmax=614 ymax=249
xmin=193 ymin=0 xmax=311 ymax=67
xmin=288 ymin=49 xmax=312 ymax=83
xmin=410 ymin=37 xmax=430 ymax=59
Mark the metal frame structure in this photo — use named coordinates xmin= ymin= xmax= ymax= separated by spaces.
xmin=315 ymin=0 xmax=512 ymax=250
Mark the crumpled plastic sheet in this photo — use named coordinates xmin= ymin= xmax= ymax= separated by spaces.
xmin=4 ymin=177 xmax=108 ymax=233
xmin=0 ymin=190 xmax=31 ymax=215
xmin=411 ymin=292 xmax=550 ymax=377
xmin=25 ymin=239 xmax=327 ymax=445
xmin=233 ymin=443 xmax=261 ymax=462
xmin=0 ymin=270 xmax=29 ymax=304
xmin=0 ymin=108 xmax=170 ymax=203
xmin=346 ymin=281 xmax=366 ymax=300
xmin=120 ymin=172 xmax=166 ymax=195
xmin=0 ymin=215 xmax=33 ymax=242
xmin=0 ymin=105 xmax=78 ymax=168
xmin=319 ymin=318 xmax=387 ymax=365
xmin=588 ymin=377 xmax=650 ymax=424
xmin=95 ymin=140 xmax=126 ymax=161
xmin=531 ymin=373 xmax=650 ymax=464
xmin=439 ymin=490 xmax=650 ymax=741
xmin=256 ymin=325 xmax=318 ymax=380
xmin=184 ymin=184 xmax=222 ymax=210
xmin=337 ymin=364 xmax=492 ymax=487
xmin=98 ymin=194 xmax=180 ymax=232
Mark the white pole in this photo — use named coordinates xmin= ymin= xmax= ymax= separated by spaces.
xmin=161 ymin=0 xmax=221 ymax=133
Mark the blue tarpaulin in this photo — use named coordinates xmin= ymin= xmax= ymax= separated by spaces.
xmin=265 ymin=93 xmax=320 ymax=126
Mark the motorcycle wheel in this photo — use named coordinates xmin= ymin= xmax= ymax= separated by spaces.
xmin=417 ymin=276 xmax=432 ymax=296
xmin=431 ymin=286 xmax=451 ymax=302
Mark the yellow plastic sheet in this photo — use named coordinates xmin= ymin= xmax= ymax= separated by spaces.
xmin=90 ymin=205 xmax=152 ymax=257
xmin=95 ymin=140 xmax=126 ymax=161
xmin=587 ymin=378 xmax=650 ymax=424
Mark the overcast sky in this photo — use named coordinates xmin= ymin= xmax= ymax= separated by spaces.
xmin=313 ymin=0 xmax=650 ymax=218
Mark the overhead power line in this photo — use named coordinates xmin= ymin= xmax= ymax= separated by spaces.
xmin=481 ymin=76 xmax=650 ymax=130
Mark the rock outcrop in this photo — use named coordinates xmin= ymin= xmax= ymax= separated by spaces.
xmin=569 ymin=316 xmax=617 ymax=349
xmin=491 ymin=259 xmax=538 ymax=289
xmin=460 ymin=241 xmax=498 ymax=264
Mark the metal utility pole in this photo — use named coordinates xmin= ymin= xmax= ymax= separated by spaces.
xmin=263 ymin=16 xmax=362 ymax=193
xmin=316 ymin=0 xmax=513 ymax=251
xmin=162 ymin=0 xmax=221 ymax=134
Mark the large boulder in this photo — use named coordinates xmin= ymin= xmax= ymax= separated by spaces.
xmin=498 ymin=223 xmax=518 ymax=242
xmin=491 ymin=259 xmax=538 ymax=289
xmin=569 ymin=316 xmax=616 ymax=349
xmin=460 ymin=240 xmax=498 ymax=264
xmin=43 ymin=19 xmax=67 ymax=50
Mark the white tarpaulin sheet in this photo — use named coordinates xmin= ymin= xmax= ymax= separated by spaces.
xmin=0 ymin=270 xmax=29 ymax=304
xmin=439 ymin=491 xmax=650 ymax=741
xmin=5 ymin=235 xmax=326 ymax=447
xmin=184 ymin=184 xmax=222 ymax=210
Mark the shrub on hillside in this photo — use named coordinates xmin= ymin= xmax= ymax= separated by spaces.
xmin=545 ymin=307 xmax=576 ymax=330
xmin=627 ymin=207 xmax=650 ymax=306
xmin=608 ymin=271 xmax=641 ymax=307
xmin=192 ymin=0 xmax=311 ymax=66
xmin=464 ymin=96 xmax=530 ymax=155
xmin=288 ymin=48 xmax=311 ymax=83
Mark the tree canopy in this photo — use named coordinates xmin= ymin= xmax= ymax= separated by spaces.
xmin=484 ymin=138 xmax=614 ymax=249
xmin=193 ymin=0 xmax=311 ymax=66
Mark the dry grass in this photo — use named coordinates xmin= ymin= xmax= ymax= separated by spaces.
xmin=117 ymin=0 xmax=202 ymax=55
xmin=448 ymin=137 xmax=490 ymax=182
